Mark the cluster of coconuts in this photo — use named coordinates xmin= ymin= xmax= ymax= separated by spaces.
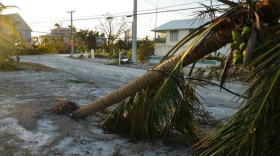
xmin=230 ymin=27 xmax=262 ymax=64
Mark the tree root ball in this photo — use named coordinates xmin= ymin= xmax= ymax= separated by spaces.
xmin=52 ymin=101 xmax=80 ymax=116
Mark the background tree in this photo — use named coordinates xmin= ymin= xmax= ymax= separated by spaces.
xmin=54 ymin=23 xmax=62 ymax=28
xmin=114 ymin=39 xmax=126 ymax=50
xmin=123 ymin=23 xmax=132 ymax=50
xmin=68 ymin=25 xmax=77 ymax=36
xmin=137 ymin=36 xmax=154 ymax=63
xmin=95 ymin=13 xmax=126 ymax=55
xmin=76 ymin=29 xmax=102 ymax=51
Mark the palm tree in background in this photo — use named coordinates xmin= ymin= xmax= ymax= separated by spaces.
xmin=0 ymin=2 xmax=21 ymax=70
xmin=76 ymin=29 xmax=101 ymax=51
xmin=54 ymin=23 xmax=62 ymax=28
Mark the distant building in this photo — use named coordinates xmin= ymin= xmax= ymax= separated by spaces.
xmin=41 ymin=28 xmax=106 ymax=48
xmin=40 ymin=27 xmax=72 ymax=46
xmin=97 ymin=37 xmax=106 ymax=47
xmin=151 ymin=18 xmax=229 ymax=57
xmin=5 ymin=13 xmax=32 ymax=43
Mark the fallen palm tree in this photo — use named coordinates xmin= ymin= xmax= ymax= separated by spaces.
xmin=67 ymin=0 xmax=280 ymax=155
xmin=73 ymin=7 xmax=234 ymax=119
xmin=70 ymin=0 xmax=280 ymax=143
xmin=73 ymin=9 xmax=236 ymax=140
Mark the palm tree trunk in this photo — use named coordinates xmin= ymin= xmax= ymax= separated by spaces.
xmin=73 ymin=0 xmax=280 ymax=118
xmin=73 ymin=28 xmax=232 ymax=118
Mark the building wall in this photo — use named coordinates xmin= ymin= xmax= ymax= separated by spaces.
xmin=166 ymin=30 xmax=191 ymax=46
xmin=14 ymin=16 xmax=32 ymax=42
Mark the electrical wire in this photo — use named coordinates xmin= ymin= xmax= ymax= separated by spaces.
xmin=27 ymin=1 xmax=222 ymax=23
xmin=139 ymin=0 xmax=154 ymax=27
xmin=28 ymin=4 xmax=225 ymax=24
xmin=18 ymin=29 xmax=49 ymax=33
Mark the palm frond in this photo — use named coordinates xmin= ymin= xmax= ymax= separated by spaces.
xmin=102 ymin=15 xmax=231 ymax=140
xmin=200 ymin=35 xmax=280 ymax=156
xmin=0 ymin=3 xmax=21 ymax=69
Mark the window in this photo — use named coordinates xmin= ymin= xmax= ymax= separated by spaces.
xmin=170 ymin=31 xmax=178 ymax=42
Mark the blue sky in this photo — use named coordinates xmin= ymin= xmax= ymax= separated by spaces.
xmin=2 ymin=0 xmax=221 ymax=38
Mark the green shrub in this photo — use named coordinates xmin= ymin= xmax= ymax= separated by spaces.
xmin=38 ymin=46 xmax=52 ymax=53
xmin=112 ymin=52 xmax=119 ymax=58
xmin=14 ymin=49 xmax=40 ymax=55
xmin=126 ymin=49 xmax=132 ymax=58
xmin=0 ymin=57 xmax=16 ymax=70
xmin=104 ymin=53 xmax=110 ymax=58
xmin=137 ymin=37 xmax=154 ymax=63
xmin=94 ymin=49 xmax=104 ymax=57
xmin=106 ymin=60 xmax=119 ymax=65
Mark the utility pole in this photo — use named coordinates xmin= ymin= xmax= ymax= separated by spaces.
xmin=67 ymin=10 xmax=75 ymax=56
xmin=132 ymin=0 xmax=137 ymax=64
xmin=154 ymin=0 xmax=160 ymax=49
xmin=210 ymin=0 xmax=214 ymax=19
xmin=154 ymin=7 xmax=158 ymax=43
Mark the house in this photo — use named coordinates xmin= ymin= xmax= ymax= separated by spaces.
xmin=5 ymin=13 xmax=32 ymax=44
xmin=41 ymin=28 xmax=105 ymax=48
xmin=150 ymin=18 xmax=229 ymax=66
xmin=40 ymin=27 xmax=72 ymax=46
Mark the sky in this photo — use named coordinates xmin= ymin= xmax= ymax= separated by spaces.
xmin=2 ymin=0 xmax=221 ymax=38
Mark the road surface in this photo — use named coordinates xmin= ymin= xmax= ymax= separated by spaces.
xmin=20 ymin=54 xmax=145 ymax=88
xmin=20 ymin=54 xmax=244 ymax=120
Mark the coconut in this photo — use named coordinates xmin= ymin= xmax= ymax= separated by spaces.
xmin=242 ymin=27 xmax=252 ymax=38
xmin=230 ymin=42 xmax=240 ymax=49
xmin=233 ymin=36 xmax=241 ymax=42
xmin=234 ymin=49 xmax=242 ymax=55
xmin=239 ymin=43 xmax=247 ymax=50
xmin=233 ymin=55 xmax=243 ymax=64
xmin=243 ymin=50 xmax=246 ymax=56
xmin=232 ymin=31 xmax=240 ymax=37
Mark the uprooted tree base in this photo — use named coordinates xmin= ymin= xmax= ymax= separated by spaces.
xmin=52 ymin=101 xmax=80 ymax=116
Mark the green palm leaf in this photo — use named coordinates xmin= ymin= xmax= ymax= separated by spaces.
xmin=0 ymin=3 xmax=21 ymax=70
xmin=102 ymin=14 xmax=230 ymax=140
xmin=200 ymin=35 xmax=280 ymax=156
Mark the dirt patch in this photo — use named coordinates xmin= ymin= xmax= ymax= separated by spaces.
xmin=14 ymin=106 xmax=38 ymax=131
xmin=17 ymin=62 xmax=54 ymax=72
xmin=0 ymin=62 xmax=191 ymax=155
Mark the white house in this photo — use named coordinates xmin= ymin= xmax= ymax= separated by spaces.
xmin=150 ymin=18 xmax=229 ymax=66
xmin=5 ymin=13 xmax=32 ymax=43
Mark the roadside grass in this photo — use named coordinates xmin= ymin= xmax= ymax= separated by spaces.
xmin=0 ymin=62 xmax=54 ymax=72
xmin=17 ymin=62 xmax=54 ymax=72
xmin=106 ymin=60 xmax=119 ymax=65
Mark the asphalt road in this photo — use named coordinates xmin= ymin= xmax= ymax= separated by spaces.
xmin=20 ymin=54 xmax=145 ymax=88
xmin=20 ymin=54 xmax=245 ymax=119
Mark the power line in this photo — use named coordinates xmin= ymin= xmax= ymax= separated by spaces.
xmin=139 ymin=0 xmax=154 ymax=27
xmin=28 ymin=4 xmax=224 ymax=24
xmin=27 ymin=0 xmax=215 ymax=23
xmin=18 ymin=29 xmax=49 ymax=33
